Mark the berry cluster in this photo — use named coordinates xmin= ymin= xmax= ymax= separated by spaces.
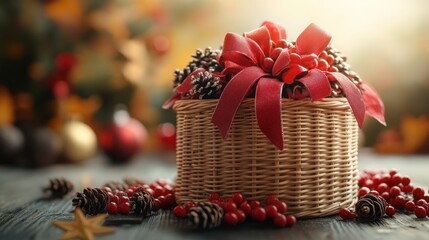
xmin=104 ymin=178 xmax=176 ymax=215
xmin=340 ymin=169 xmax=429 ymax=220
xmin=173 ymin=193 xmax=296 ymax=228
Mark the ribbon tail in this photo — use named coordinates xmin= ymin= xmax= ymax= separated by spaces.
xmin=212 ymin=66 xmax=267 ymax=139
xmin=255 ymin=78 xmax=284 ymax=150
xmin=295 ymin=23 xmax=331 ymax=56
xmin=327 ymin=72 xmax=365 ymax=128
xmin=162 ymin=93 xmax=181 ymax=109
xmin=361 ymin=83 xmax=386 ymax=126
xmin=297 ymin=69 xmax=331 ymax=101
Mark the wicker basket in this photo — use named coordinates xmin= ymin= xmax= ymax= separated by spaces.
xmin=173 ymin=98 xmax=358 ymax=218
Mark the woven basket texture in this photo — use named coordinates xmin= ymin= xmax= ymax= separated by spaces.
xmin=173 ymin=98 xmax=358 ymax=218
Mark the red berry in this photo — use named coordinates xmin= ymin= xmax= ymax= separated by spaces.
xmin=158 ymin=196 xmax=167 ymax=209
xmin=385 ymin=206 xmax=396 ymax=217
xmin=235 ymin=209 xmax=246 ymax=223
xmin=416 ymin=199 xmax=428 ymax=207
xmin=266 ymin=195 xmax=279 ymax=205
xmin=389 ymin=169 xmax=397 ymax=177
xmin=339 ymin=208 xmax=356 ymax=220
xmin=265 ymin=205 xmax=278 ymax=219
xmin=275 ymin=201 xmax=288 ymax=214
xmin=415 ymin=206 xmax=427 ymax=218
xmin=164 ymin=193 xmax=175 ymax=207
xmin=423 ymin=195 xmax=429 ymax=203
xmin=413 ymin=187 xmax=425 ymax=200
xmin=107 ymin=202 xmax=118 ymax=214
xmin=146 ymin=188 xmax=154 ymax=196
xmin=358 ymin=177 xmax=367 ymax=187
xmin=173 ymin=206 xmax=187 ymax=218
xmin=381 ymin=174 xmax=391 ymax=185
xmin=403 ymin=184 xmax=414 ymax=193
xmin=390 ymin=186 xmax=401 ymax=198
xmin=239 ymin=202 xmax=252 ymax=215
xmin=125 ymin=189 xmax=134 ymax=198
xmin=224 ymin=212 xmax=238 ymax=226
xmin=358 ymin=187 xmax=370 ymax=198
xmin=273 ymin=213 xmax=287 ymax=227
xmin=153 ymin=199 xmax=161 ymax=211
xmin=401 ymin=175 xmax=411 ymax=186
xmin=405 ymin=201 xmax=416 ymax=212
xmin=102 ymin=186 xmax=112 ymax=193
xmin=391 ymin=174 xmax=402 ymax=186
xmin=110 ymin=195 xmax=119 ymax=203
xmin=221 ymin=197 xmax=233 ymax=203
xmin=381 ymin=192 xmax=390 ymax=201
xmin=286 ymin=215 xmax=297 ymax=226
xmin=369 ymin=190 xmax=380 ymax=196
xmin=208 ymin=193 xmax=220 ymax=201
xmin=118 ymin=202 xmax=131 ymax=214
xmin=251 ymin=207 xmax=266 ymax=222
xmin=153 ymin=186 xmax=164 ymax=198
xmin=116 ymin=191 xmax=127 ymax=197
xmin=185 ymin=202 xmax=196 ymax=212
xmin=377 ymin=183 xmax=389 ymax=194
xmin=119 ymin=196 xmax=129 ymax=204
xmin=250 ymin=200 xmax=261 ymax=209
xmin=394 ymin=196 xmax=406 ymax=209
xmin=365 ymin=179 xmax=374 ymax=189
xmin=232 ymin=193 xmax=245 ymax=205
xmin=224 ymin=202 xmax=237 ymax=213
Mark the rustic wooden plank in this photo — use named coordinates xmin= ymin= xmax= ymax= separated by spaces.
xmin=1 ymin=150 xmax=429 ymax=240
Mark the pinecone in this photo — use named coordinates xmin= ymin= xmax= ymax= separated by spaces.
xmin=187 ymin=202 xmax=224 ymax=229
xmin=355 ymin=193 xmax=387 ymax=222
xmin=72 ymin=188 xmax=109 ymax=215
xmin=123 ymin=177 xmax=144 ymax=187
xmin=324 ymin=44 xmax=363 ymax=97
xmin=172 ymin=47 xmax=222 ymax=88
xmin=43 ymin=178 xmax=74 ymax=199
xmin=190 ymin=47 xmax=222 ymax=73
xmin=189 ymin=71 xmax=222 ymax=99
xmin=130 ymin=188 xmax=154 ymax=216
xmin=102 ymin=181 xmax=129 ymax=192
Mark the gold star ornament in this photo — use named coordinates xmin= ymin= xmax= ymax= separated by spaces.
xmin=53 ymin=208 xmax=115 ymax=240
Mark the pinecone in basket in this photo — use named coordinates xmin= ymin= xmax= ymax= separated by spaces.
xmin=189 ymin=71 xmax=222 ymax=99
xmin=187 ymin=202 xmax=224 ymax=229
xmin=355 ymin=193 xmax=387 ymax=222
xmin=324 ymin=44 xmax=363 ymax=97
xmin=172 ymin=47 xmax=222 ymax=88
xmin=130 ymin=187 xmax=154 ymax=216
xmin=72 ymin=188 xmax=109 ymax=215
xmin=43 ymin=178 xmax=74 ymax=199
xmin=102 ymin=181 xmax=129 ymax=192
xmin=190 ymin=47 xmax=222 ymax=73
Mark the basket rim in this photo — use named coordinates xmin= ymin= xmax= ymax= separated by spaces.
xmin=175 ymin=97 xmax=348 ymax=104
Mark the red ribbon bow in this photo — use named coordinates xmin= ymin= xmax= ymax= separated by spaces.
xmin=164 ymin=21 xmax=386 ymax=150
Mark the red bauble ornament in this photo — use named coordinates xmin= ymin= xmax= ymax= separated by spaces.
xmin=157 ymin=123 xmax=176 ymax=151
xmin=100 ymin=108 xmax=147 ymax=163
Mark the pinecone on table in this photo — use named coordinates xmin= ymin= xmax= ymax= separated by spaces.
xmin=102 ymin=181 xmax=129 ymax=192
xmin=130 ymin=188 xmax=154 ymax=216
xmin=172 ymin=47 xmax=222 ymax=88
xmin=324 ymin=44 xmax=363 ymax=97
xmin=72 ymin=188 xmax=109 ymax=215
xmin=187 ymin=202 xmax=224 ymax=229
xmin=355 ymin=193 xmax=387 ymax=222
xmin=123 ymin=177 xmax=144 ymax=187
xmin=189 ymin=71 xmax=222 ymax=99
xmin=43 ymin=178 xmax=74 ymax=199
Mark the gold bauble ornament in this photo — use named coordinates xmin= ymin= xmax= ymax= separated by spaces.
xmin=61 ymin=120 xmax=97 ymax=163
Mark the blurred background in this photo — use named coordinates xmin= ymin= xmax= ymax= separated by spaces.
xmin=0 ymin=0 xmax=428 ymax=168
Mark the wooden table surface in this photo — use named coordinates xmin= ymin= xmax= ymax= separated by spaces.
xmin=1 ymin=149 xmax=429 ymax=240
